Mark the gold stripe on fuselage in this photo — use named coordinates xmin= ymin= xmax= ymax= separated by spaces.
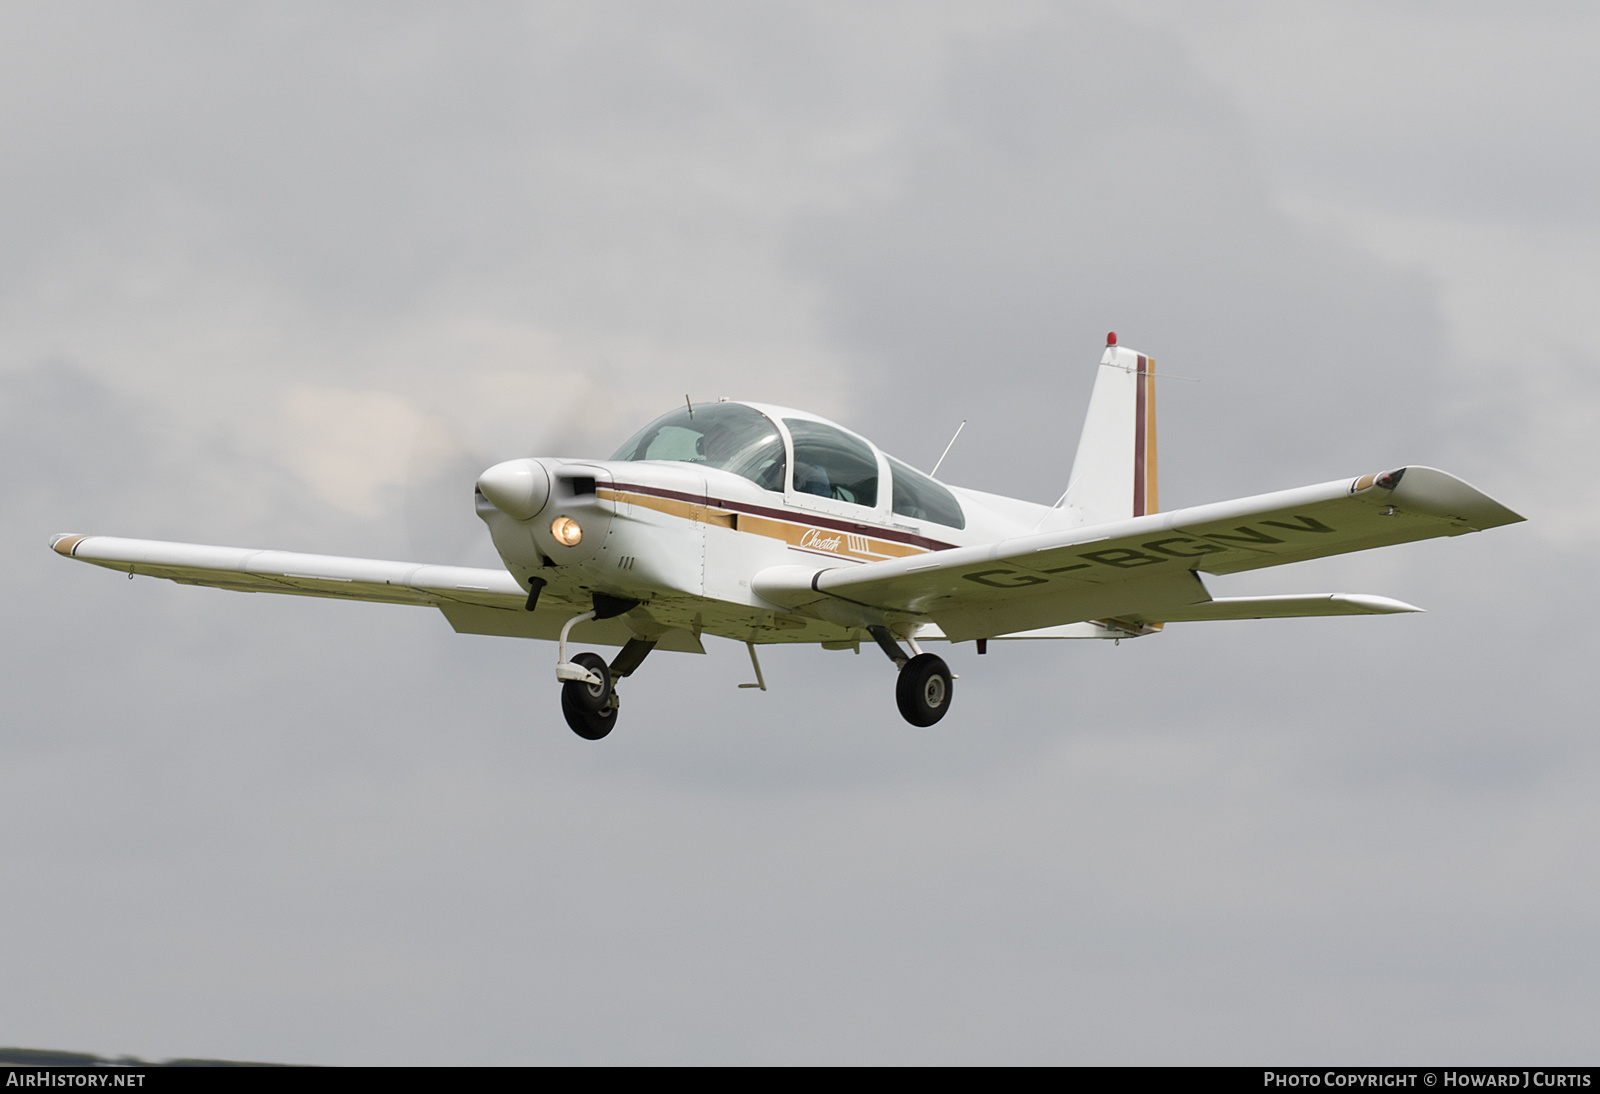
xmin=600 ymin=488 xmax=931 ymax=565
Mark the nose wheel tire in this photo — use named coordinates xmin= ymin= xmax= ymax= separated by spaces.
xmin=895 ymin=652 xmax=953 ymax=727
xmin=561 ymin=651 xmax=618 ymax=740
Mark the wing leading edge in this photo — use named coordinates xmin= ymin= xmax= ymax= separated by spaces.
xmin=51 ymin=533 xmax=527 ymax=606
xmin=754 ymin=466 xmax=1520 ymax=641
xmin=48 ymin=534 xmax=706 ymax=653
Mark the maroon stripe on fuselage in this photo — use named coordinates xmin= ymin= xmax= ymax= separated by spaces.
xmin=610 ymin=480 xmax=960 ymax=552
xmin=1133 ymin=354 xmax=1148 ymax=518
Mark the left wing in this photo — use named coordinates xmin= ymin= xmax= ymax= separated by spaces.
xmin=755 ymin=466 xmax=1520 ymax=641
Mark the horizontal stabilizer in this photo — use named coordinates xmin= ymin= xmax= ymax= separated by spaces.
xmin=906 ymin=620 xmax=1141 ymax=641
xmin=903 ymin=594 xmax=1414 ymax=640
xmin=1146 ymin=593 xmax=1421 ymax=622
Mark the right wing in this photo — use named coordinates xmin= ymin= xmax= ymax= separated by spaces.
xmin=49 ymin=534 xmax=705 ymax=652
xmin=52 ymin=532 xmax=528 ymax=606
xmin=755 ymin=466 xmax=1520 ymax=641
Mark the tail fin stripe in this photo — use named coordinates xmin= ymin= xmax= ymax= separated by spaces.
xmin=1133 ymin=355 xmax=1149 ymax=516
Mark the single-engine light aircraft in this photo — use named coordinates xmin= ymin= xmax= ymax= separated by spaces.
xmin=51 ymin=336 xmax=1523 ymax=738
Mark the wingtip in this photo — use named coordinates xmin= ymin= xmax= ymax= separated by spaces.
xmin=1371 ymin=465 xmax=1526 ymax=530
xmin=50 ymin=533 xmax=88 ymax=557
xmin=1331 ymin=593 xmax=1424 ymax=614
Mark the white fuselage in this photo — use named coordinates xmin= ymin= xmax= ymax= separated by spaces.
xmin=476 ymin=403 xmax=1062 ymax=646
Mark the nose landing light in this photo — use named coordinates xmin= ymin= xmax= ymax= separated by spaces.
xmin=550 ymin=516 xmax=583 ymax=546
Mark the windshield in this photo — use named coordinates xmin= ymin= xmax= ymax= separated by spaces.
xmin=611 ymin=403 xmax=786 ymax=492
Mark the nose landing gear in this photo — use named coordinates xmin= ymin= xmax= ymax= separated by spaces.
xmin=555 ymin=598 xmax=656 ymax=740
xmin=561 ymin=651 xmax=617 ymax=740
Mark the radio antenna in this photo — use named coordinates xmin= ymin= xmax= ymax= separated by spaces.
xmin=684 ymin=394 xmax=693 ymax=419
xmin=930 ymin=420 xmax=966 ymax=479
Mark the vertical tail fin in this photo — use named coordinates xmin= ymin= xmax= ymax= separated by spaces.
xmin=1062 ymin=336 xmax=1158 ymax=527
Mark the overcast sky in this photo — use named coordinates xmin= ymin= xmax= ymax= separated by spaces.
xmin=2 ymin=1 xmax=1595 ymax=1064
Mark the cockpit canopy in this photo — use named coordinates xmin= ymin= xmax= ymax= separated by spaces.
xmin=611 ymin=402 xmax=964 ymax=529
xmin=611 ymin=403 xmax=786 ymax=491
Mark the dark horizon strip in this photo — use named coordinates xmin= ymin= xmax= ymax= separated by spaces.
xmin=609 ymin=480 xmax=961 ymax=552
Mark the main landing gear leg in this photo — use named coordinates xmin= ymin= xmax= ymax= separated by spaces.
xmin=609 ymin=637 xmax=657 ymax=680
xmin=868 ymin=625 xmax=954 ymax=727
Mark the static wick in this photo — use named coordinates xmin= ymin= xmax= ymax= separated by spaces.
xmin=930 ymin=420 xmax=967 ymax=479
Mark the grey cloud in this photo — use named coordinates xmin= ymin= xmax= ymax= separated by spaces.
xmin=792 ymin=8 xmax=1448 ymax=507
xmin=1140 ymin=3 xmax=1600 ymax=225
xmin=0 ymin=2 xmax=891 ymax=325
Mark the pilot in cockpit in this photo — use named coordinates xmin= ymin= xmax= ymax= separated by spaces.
xmin=793 ymin=459 xmax=832 ymax=498
xmin=692 ymin=415 xmax=789 ymax=494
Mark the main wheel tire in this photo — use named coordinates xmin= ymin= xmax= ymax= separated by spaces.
xmin=561 ymin=686 xmax=617 ymax=739
xmin=895 ymin=652 xmax=953 ymax=727
xmin=561 ymin=651 xmax=617 ymax=740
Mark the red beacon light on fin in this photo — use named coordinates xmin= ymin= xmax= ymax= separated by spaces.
xmin=1106 ymin=331 xmax=1117 ymax=346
